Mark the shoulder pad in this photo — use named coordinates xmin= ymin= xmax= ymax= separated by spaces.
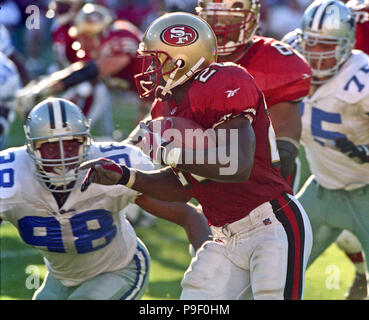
xmin=90 ymin=141 xmax=154 ymax=171
xmin=334 ymin=51 xmax=369 ymax=104
xmin=0 ymin=147 xmax=29 ymax=199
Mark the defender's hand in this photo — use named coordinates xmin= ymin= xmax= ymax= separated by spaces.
xmin=79 ymin=158 xmax=124 ymax=192
xmin=335 ymin=137 xmax=369 ymax=163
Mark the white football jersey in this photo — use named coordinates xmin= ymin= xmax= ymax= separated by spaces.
xmin=0 ymin=141 xmax=154 ymax=286
xmin=301 ymin=50 xmax=369 ymax=190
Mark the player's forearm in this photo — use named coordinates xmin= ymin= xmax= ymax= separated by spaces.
xmin=181 ymin=206 xmax=211 ymax=251
xmin=131 ymin=168 xmax=191 ymax=202
xmin=268 ymin=101 xmax=302 ymax=142
xmin=175 ymin=145 xmax=253 ymax=182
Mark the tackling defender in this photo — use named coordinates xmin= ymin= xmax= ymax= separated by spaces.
xmin=0 ymin=98 xmax=210 ymax=300
xmin=80 ymin=12 xmax=312 ymax=300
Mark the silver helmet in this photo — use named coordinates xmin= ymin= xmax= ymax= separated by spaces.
xmin=299 ymin=0 xmax=356 ymax=84
xmin=24 ymin=98 xmax=91 ymax=192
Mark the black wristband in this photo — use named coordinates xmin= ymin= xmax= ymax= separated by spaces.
xmin=118 ymin=165 xmax=131 ymax=185
xmin=61 ymin=61 xmax=99 ymax=89
xmin=277 ymin=139 xmax=299 ymax=178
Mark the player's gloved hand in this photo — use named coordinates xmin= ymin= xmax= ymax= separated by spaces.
xmin=138 ymin=119 xmax=181 ymax=167
xmin=79 ymin=158 xmax=134 ymax=192
xmin=335 ymin=137 xmax=369 ymax=163
xmin=276 ymin=138 xmax=299 ymax=180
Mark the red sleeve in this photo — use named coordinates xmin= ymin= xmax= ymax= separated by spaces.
xmin=189 ymin=64 xmax=263 ymax=128
xmin=354 ymin=7 xmax=369 ymax=55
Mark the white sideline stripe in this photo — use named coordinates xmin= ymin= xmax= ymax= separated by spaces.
xmin=1 ymin=248 xmax=41 ymax=259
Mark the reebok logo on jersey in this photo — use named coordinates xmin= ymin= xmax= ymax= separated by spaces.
xmin=170 ymin=107 xmax=178 ymax=115
xmin=302 ymin=73 xmax=311 ymax=80
xmin=225 ymin=88 xmax=240 ymax=98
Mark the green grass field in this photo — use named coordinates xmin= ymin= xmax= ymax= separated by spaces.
xmin=0 ymin=101 xmax=357 ymax=300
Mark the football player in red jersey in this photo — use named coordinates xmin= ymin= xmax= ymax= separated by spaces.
xmin=48 ymin=3 xmax=150 ymax=124
xmin=196 ymin=0 xmax=312 ymax=193
xmin=79 ymin=12 xmax=313 ymax=300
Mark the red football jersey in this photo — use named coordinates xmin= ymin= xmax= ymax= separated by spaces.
xmin=236 ymin=36 xmax=312 ymax=108
xmin=98 ymin=20 xmax=143 ymax=93
xmin=352 ymin=4 xmax=369 ymax=54
xmin=151 ymin=63 xmax=292 ymax=227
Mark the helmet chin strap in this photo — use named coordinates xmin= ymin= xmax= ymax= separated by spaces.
xmin=161 ymin=57 xmax=206 ymax=96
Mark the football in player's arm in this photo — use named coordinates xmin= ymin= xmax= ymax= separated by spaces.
xmin=0 ymin=98 xmax=210 ymax=300
xmin=80 ymin=12 xmax=313 ymax=300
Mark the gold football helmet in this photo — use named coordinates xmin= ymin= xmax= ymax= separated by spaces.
xmin=196 ymin=0 xmax=260 ymax=55
xmin=73 ymin=3 xmax=113 ymax=37
xmin=134 ymin=12 xmax=217 ymax=99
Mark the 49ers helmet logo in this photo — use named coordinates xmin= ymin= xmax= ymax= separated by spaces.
xmin=161 ymin=25 xmax=198 ymax=46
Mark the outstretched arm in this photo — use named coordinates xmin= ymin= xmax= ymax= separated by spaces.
xmin=79 ymin=159 xmax=191 ymax=202
xmin=135 ymin=195 xmax=211 ymax=251
xmin=51 ymin=54 xmax=131 ymax=93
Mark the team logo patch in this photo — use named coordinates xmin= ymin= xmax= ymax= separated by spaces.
xmin=263 ymin=218 xmax=272 ymax=226
xmin=161 ymin=25 xmax=198 ymax=46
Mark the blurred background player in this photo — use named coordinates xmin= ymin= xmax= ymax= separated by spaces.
xmin=196 ymin=0 xmax=312 ymax=193
xmin=51 ymin=3 xmax=151 ymax=128
xmin=283 ymin=0 xmax=369 ymax=300
xmin=0 ymin=97 xmax=210 ymax=300
xmin=44 ymin=1 xmax=117 ymax=139
xmin=282 ymin=0 xmax=369 ymax=299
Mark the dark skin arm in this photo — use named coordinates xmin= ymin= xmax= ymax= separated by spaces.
xmin=175 ymin=115 xmax=255 ymax=182
xmin=135 ymin=195 xmax=211 ymax=251
xmin=131 ymin=116 xmax=255 ymax=201
xmin=133 ymin=167 xmax=191 ymax=202
xmin=268 ymin=101 xmax=301 ymax=141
